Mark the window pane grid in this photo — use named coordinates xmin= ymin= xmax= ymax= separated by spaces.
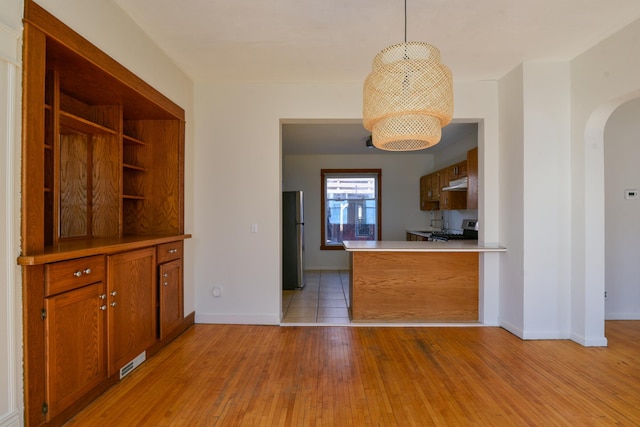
xmin=323 ymin=174 xmax=379 ymax=247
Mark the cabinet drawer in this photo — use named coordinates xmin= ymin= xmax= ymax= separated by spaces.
xmin=157 ymin=241 xmax=183 ymax=264
xmin=45 ymin=255 xmax=105 ymax=297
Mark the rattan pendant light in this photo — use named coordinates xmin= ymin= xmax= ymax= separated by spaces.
xmin=363 ymin=0 xmax=453 ymax=151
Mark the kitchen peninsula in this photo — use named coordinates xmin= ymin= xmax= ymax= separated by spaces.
xmin=343 ymin=241 xmax=506 ymax=323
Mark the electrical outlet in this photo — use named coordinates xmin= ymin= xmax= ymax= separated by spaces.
xmin=624 ymin=189 xmax=638 ymax=200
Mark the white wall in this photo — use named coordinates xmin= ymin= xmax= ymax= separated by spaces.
xmin=498 ymin=61 xmax=573 ymax=340
xmin=0 ymin=3 xmax=23 ymax=426
xmin=431 ymin=126 xmax=478 ymax=171
xmin=193 ymin=80 xmax=502 ymax=325
xmin=283 ymin=153 xmax=434 ymax=270
xmin=521 ymin=62 xmax=572 ymax=338
xmin=498 ymin=65 xmax=525 ymax=335
xmin=604 ymin=97 xmax=640 ymax=319
xmin=571 ymin=17 xmax=640 ymax=346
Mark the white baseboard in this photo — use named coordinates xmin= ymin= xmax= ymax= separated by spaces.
xmin=570 ymin=331 xmax=608 ymax=347
xmin=500 ymin=319 xmax=576 ymax=341
xmin=605 ymin=312 xmax=640 ymax=320
xmin=498 ymin=318 xmax=524 ymax=339
xmin=195 ymin=313 xmax=280 ymax=325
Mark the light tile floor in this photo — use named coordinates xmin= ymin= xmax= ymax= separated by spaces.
xmin=282 ymin=270 xmax=351 ymax=324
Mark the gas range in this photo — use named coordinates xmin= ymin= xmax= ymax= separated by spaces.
xmin=429 ymin=219 xmax=478 ymax=242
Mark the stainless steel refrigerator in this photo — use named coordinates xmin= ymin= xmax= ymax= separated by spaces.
xmin=282 ymin=191 xmax=305 ymax=289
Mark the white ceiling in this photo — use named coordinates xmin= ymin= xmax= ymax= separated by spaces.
xmin=112 ymin=0 xmax=640 ymax=154
xmin=114 ymin=0 xmax=640 ymax=83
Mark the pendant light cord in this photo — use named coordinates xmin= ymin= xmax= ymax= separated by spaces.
xmin=404 ymin=0 xmax=407 ymax=43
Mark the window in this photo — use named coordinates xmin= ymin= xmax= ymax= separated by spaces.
xmin=321 ymin=169 xmax=381 ymax=250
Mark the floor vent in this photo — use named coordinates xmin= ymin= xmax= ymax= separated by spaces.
xmin=120 ymin=351 xmax=146 ymax=379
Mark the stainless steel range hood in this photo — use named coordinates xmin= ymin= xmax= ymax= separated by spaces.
xmin=442 ymin=177 xmax=468 ymax=191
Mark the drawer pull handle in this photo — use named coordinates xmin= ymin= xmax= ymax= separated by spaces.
xmin=163 ymin=281 xmax=169 ymax=286
xmin=110 ymin=302 xmax=117 ymax=307
xmin=73 ymin=268 xmax=92 ymax=277
xmin=99 ymin=305 xmax=107 ymax=311
xmin=168 ymin=249 xmax=178 ymax=254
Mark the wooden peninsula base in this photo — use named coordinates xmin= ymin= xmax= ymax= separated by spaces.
xmin=344 ymin=241 xmax=506 ymax=323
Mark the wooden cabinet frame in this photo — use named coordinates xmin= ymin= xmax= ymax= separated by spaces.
xmin=18 ymin=2 xmax=193 ymax=425
xmin=419 ymin=148 xmax=478 ymax=212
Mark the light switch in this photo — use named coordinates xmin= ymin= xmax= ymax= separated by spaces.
xmin=251 ymin=223 xmax=258 ymax=233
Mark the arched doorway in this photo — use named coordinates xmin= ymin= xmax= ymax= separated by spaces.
xmin=582 ymin=90 xmax=640 ymax=345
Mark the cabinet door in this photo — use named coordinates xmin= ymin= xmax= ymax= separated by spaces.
xmin=107 ymin=247 xmax=157 ymax=376
xmin=449 ymin=161 xmax=467 ymax=180
xmin=419 ymin=175 xmax=429 ymax=210
xmin=431 ymin=171 xmax=443 ymax=201
xmin=466 ymin=147 xmax=478 ymax=209
xmin=439 ymin=190 xmax=467 ymax=211
xmin=44 ymin=282 xmax=107 ymax=420
xmin=159 ymin=258 xmax=184 ymax=339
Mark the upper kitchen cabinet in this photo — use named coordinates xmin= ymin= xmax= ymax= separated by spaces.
xmin=466 ymin=147 xmax=479 ymax=210
xmin=419 ymin=170 xmax=443 ymax=211
xmin=418 ymin=147 xmax=478 ymax=212
xmin=448 ymin=160 xmax=467 ymax=181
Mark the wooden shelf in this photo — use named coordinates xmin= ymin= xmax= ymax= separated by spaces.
xmin=123 ymin=134 xmax=146 ymax=145
xmin=122 ymin=194 xmax=145 ymax=200
xmin=123 ymin=163 xmax=146 ymax=172
xmin=59 ymin=110 xmax=117 ymax=135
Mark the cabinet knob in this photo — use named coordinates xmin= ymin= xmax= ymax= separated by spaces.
xmin=110 ymin=301 xmax=117 ymax=307
xmin=168 ymin=249 xmax=178 ymax=254
xmin=163 ymin=281 xmax=169 ymax=286
xmin=99 ymin=305 xmax=107 ymax=311
xmin=74 ymin=268 xmax=92 ymax=277
xmin=163 ymin=273 xmax=168 ymax=278
xmin=99 ymin=294 xmax=106 ymax=300
xmin=110 ymin=291 xmax=117 ymax=296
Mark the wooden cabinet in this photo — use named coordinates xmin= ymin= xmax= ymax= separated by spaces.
xmin=439 ymin=189 xmax=467 ymax=210
xmin=467 ymin=147 xmax=479 ymax=209
xmin=157 ymin=241 xmax=184 ymax=339
xmin=44 ymin=268 xmax=107 ymax=420
xmin=19 ymin=2 xmax=192 ymax=425
xmin=419 ymin=171 xmax=442 ymax=211
xmin=406 ymin=232 xmax=428 ymax=241
xmin=418 ymin=150 xmax=478 ymax=212
xmin=448 ymin=161 xmax=467 ymax=181
xmin=107 ymin=248 xmax=157 ymax=376
xmin=159 ymin=258 xmax=184 ymax=339
xmin=429 ymin=171 xmax=442 ymax=202
xmin=419 ymin=175 xmax=428 ymax=210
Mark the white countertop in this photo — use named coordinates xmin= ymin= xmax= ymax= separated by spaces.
xmin=343 ymin=240 xmax=506 ymax=252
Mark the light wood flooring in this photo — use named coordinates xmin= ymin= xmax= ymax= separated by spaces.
xmin=65 ymin=321 xmax=640 ymax=426
xmin=282 ymin=270 xmax=350 ymax=324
